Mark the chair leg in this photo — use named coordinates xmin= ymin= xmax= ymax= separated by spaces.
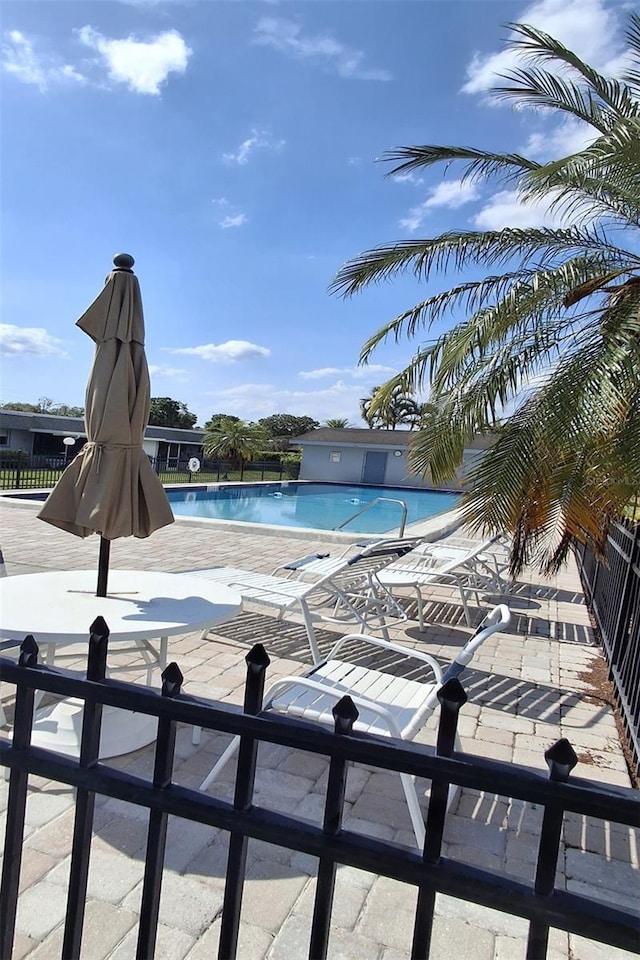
xmin=199 ymin=734 xmax=241 ymax=792
xmin=415 ymin=587 xmax=425 ymax=632
xmin=458 ymin=586 xmax=473 ymax=626
xmin=299 ymin=601 xmax=321 ymax=664
xmin=400 ymin=772 xmax=426 ymax=848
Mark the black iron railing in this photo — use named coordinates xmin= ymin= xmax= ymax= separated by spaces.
xmin=0 ymin=456 xmax=298 ymax=490
xmin=575 ymin=520 xmax=640 ymax=779
xmin=1 ymin=624 xmax=639 ymax=960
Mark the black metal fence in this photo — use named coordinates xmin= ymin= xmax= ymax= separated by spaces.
xmin=574 ymin=520 xmax=640 ymax=779
xmin=1 ymin=624 xmax=638 ymax=960
xmin=0 ymin=455 xmax=298 ymax=491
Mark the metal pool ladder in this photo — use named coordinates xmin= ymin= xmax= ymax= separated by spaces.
xmin=334 ymin=497 xmax=408 ymax=536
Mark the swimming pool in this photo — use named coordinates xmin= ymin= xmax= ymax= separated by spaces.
xmin=166 ymin=482 xmax=460 ymax=534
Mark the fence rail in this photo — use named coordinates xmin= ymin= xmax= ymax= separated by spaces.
xmin=0 ymin=455 xmax=297 ymax=491
xmin=574 ymin=520 xmax=640 ymax=778
xmin=1 ymin=624 xmax=638 ymax=960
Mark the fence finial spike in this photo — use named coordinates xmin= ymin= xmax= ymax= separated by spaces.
xmin=437 ymin=677 xmax=467 ymax=710
xmin=545 ymin=738 xmax=578 ymax=780
xmin=19 ymin=634 xmax=39 ymax=667
xmin=246 ymin=643 xmax=270 ymax=669
xmin=89 ymin=616 xmax=110 ymax=639
xmin=333 ymin=695 xmax=359 ymax=734
xmin=161 ymin=662 xmax=184 ymax=698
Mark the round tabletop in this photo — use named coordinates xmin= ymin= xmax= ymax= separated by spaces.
xmin=0 ymin=569 xmax=242 ymax=645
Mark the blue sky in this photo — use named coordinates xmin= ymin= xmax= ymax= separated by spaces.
xmin=1 ymin=0 xmax=632 ymax=427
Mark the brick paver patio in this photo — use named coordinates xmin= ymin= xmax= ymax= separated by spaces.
xmin=0 ymin=500 xmax=638 ymax=959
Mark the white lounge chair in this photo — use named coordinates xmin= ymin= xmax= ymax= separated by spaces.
xmin=185 ymin=538 xmax=418 ymax=665
xmin=376 ymin=534 xmax=511 ymax=629
xmin=198 ymin=603 xmax=511 ymax=846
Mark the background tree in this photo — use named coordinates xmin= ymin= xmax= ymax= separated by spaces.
xmin=1 ymin=400 xmax=84 ymax=416
xmin=50 ymin=403 xmax=84 ymax=418
xmin=333 ymin=16 xmax=640 ymax=574
xmin=203 ymin=418 xmax=268 ymax=470
xmin=257 ymin=414 xmax=320 ymax=450
xmin=204 ymin=413 xmax=241 ymax=431
xmin=1 ymin=402 xmax=42 ymax=413
xmin=148 ymin=397 xmax=198 ymax=429
xmin=360 ymin=385 xmax=421 ymax=429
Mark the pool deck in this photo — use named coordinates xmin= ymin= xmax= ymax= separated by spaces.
xmin=0 ymin=502 xmax=638 ymax=960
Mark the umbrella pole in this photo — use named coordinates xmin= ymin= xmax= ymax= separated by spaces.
xmin=97 ymin=536 xmax=110 ymax=597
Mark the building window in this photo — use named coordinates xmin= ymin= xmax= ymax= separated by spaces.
xmin=330 ymin=451 xmax=341 ymax=463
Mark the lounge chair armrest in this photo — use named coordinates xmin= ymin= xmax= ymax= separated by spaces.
xmin=233 ymin=580 xmax=313 ymax=602
xmin=324 ymin=633 xmax=443 ymax=682
xmin=278 ymin=553 xmax=330 ymax=573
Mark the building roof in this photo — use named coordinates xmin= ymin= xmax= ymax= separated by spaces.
xmin=292 ymin=427 xmax=495 ymax=451
xmin=292 ymin=428 xmax=413 ymax=447
xmin=0 ymin=410 xmax=205 ymax=444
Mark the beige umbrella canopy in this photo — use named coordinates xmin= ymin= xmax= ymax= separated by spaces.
xmin=38 ymin=253 xmax=174 ymax=595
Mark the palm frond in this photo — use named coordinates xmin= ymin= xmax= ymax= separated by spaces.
xmin=623 ymin=14 xmax=640 ymax=94
xmin=331 ymin=226 xmax=623 ymax=298
xmin=493 ymin=67 xmax=611 ymax=133
xmin=501 ymin=22 xmax=640 ymax=121
xmin=382 ymin=145 xmax=540 ymax=186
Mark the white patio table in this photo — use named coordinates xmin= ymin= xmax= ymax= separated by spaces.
xmin=0 ymin=569 xmax=242 ymax=759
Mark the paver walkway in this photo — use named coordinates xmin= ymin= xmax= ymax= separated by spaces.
xmin=0 ymin=501 xmax=638 ymax=959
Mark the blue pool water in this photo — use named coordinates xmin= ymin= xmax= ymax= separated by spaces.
xmin=166 ymin=482 xmax=460 ymax=534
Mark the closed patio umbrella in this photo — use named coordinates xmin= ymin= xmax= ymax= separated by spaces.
xmin=38 ymin=253 xmax=175 ymax=596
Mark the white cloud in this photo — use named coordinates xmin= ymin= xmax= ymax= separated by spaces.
xmin=298 ymin=364 xmax=397 ymax=380
xmin=392 ymin=171 xmax=424 ymax=185
xmin=253 ymin=17 xmax=391 ymax=81
xmin=219 ymin=213 xmax=247 ymax=229
xmin=462 ymin=0 xmax=626 ymax=95
xmin=222 ymin=128 xmax=285 ymax=165
xmin=211 ymin=198 xmax=246 ymax=228
xmin=523 ymin=118 xmax=597 ymax=159
xmin=170 ymin=340 xmax=270 ymax=362
xmin=76 ymin=26 xmax=191 ymax=95
xmin=148 ymin=364 xmax=188 ymax=379
xmin=399 ymin=179 xmax=480 ymax=233
xmin=1 ymin=30 xmax=85 ymax=92
xmin=204 ymin=379 xmax=368 ymax=423
xmin=0 ymin=324 xmax=67 ymax=358
xmin=472 ymin=189 xmax=569 ymax=229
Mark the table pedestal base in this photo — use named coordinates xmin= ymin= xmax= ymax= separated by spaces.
xmin=31 ymin=699 xmax=159 ymax=759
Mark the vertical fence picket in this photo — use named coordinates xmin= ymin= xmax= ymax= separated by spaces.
xmin=412 ymin=678 xmax=467 ymax=960
xmin=526 ymin=738 xmax=578 ymax=960
xmin=217 ymin=644 xmax=270 ymax=960
xmin=61 ymin=617 xmax=109 ymax=960
xmin=0 ymin=636 xmax=39 ymax=960
xmin=136 ymin=663 xmax=183 ymax=960
xmin=308 ymin=696 xmax=359 ymax=960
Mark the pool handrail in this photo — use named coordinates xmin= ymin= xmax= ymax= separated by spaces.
xmin=334 ymin=497 xmax=408 ymax=537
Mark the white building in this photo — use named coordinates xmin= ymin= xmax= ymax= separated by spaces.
xmin=0 ymin=410 xmax=204 ymax=470
xmin=292 ymin=428 xmax=493 ymax=489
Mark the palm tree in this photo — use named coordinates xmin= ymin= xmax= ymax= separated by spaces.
xmin=360 ymin=384 xmax=422 ymax=429
xmin=203 ymin=418 xmax=267 ymax=471
xmin=332 ymin=16 xmax=640 ymax=574
xmin=324 ymin=418 xmax=352 ymax=428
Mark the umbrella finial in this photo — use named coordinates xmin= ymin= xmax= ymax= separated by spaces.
xmin=113 ymin=253 xmax=135 ymax=273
